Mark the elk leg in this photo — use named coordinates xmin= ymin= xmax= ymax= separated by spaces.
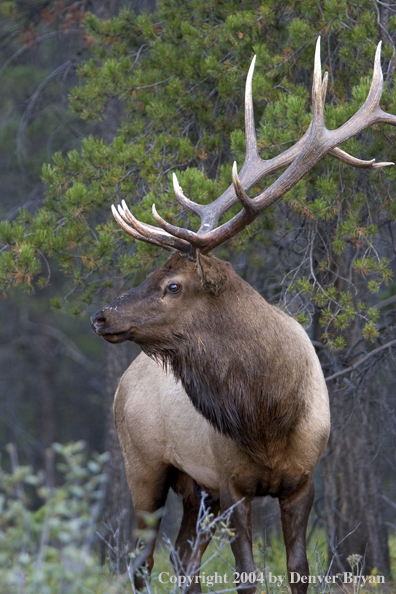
xmin=220 ymin=481 xmax=256 ymax=594
xmin=129 ymin=466 xmax=170 ymax=591
xmin=172 ymin=495 xmax=220 ymax=594
xmin=279 ymin=474 xmax=315 ymax=594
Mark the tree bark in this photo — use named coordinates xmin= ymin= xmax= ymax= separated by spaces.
xmin=37 ymin=345 xmax=56 ymax=451
xmin=376 ymin=0 xmax=396 ymax=89
xmin=100 ymin=339 xmax=135 ymax=571
xmin=321 ymin=252 xmax=390 ymax=575
xmin=322 ymin=380 xmax=390 ymax=575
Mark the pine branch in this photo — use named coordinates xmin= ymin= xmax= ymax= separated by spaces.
xmin=325 ymin=338 xmax=396 ymax=382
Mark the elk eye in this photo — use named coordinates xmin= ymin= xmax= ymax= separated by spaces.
xmin=167 ymin=282 xmax=181 ymax=294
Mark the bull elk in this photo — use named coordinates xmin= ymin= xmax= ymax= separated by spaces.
xmin=91 ymin=39 xmax=396 ymax=594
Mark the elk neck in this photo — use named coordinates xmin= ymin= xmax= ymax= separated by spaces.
xmin=140 ymin=254 xmax=312 ymax=464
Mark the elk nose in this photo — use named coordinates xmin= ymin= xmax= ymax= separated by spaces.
xmin=91 ymin=310 xmax=107 ymax=333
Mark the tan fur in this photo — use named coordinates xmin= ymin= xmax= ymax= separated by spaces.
xmin=114 ymin=354 xmax=219 ymax=497
xmin=115 ymin=347 xmax=329 ymax=503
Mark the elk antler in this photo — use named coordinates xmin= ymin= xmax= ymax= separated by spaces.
xmin=111 ymin=201 xmax=191 ymax=252
xmin=114 ymin=39 xmax=396 ymax=255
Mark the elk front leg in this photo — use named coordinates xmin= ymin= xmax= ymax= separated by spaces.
xmin=172 ymin=494 xmax=220 ymax=594
xmin=279 ymin=474 xmax=315 ymax=594
xmin=220 ymin=479 xmax=256 ymax=594
xmin=128 ymin=465 xmax=170 ymax=591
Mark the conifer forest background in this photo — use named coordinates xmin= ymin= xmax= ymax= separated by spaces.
xmin=1 ymin=0 xmax=396 ymax=591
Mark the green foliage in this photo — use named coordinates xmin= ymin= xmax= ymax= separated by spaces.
xmin=0 ymin=0 xmax=395 ymax=348
xmin=0 ymin=442 xmax=116 ymax=594
xmin=0 ymin=440 xmax=392 ymax=593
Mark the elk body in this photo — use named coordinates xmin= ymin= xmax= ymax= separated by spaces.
xmin=91 ymin=40 xmax=396 ymax=594
xmin=110 ymin=258 xmax=329 ymax=594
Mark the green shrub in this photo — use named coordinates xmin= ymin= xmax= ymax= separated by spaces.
xmin=0 ymin=441 xmax=120 ymax=594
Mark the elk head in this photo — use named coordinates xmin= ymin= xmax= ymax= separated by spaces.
xmin=91 ymin=250 xmax=233 ymax=347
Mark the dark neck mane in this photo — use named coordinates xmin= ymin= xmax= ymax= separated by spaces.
xmin=141 ymin=287 xmax=308 ymax=463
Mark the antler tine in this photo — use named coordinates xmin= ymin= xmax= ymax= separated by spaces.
xmin=111 ymin=204 xmax=172 ymax=250
xmin=312 ymin=37 xmax=324 ymax=127
xmin=121 ymin=200 xmax=193 ymax=252
xmin=321 ymin=71 xmax=328 ymax=103
xmin=232 ymin=161 xmax=257 ymax=215
xmin=172 ymin=173 xmax=204 ymax=217
xmin=371 ymin=160 xmax=394 ymax=168
xmin=244 ymin=55 xmax=260 ymax=164
xmin=314 ymin=60 xmax=380 ymax=167
xmin=151 ymin=203 xmax=208 ymax=249
xmin=115 ymin=201 xmax=192 ymax=252
xmin=330 ymin=148 xmax=394 ymax=168
xmin=328 ymin=41 xmax=396 ymax=141
xmin=327 ymin=53 xmax=392 ymax=168
xmin=367 ymin=41 xmax=383 ymax=108
xmin=330 ymin=149 xmax=375 ymax=167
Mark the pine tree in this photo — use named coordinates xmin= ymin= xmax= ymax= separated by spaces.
xmin=0 ymin=0 xmax=103 ymax=467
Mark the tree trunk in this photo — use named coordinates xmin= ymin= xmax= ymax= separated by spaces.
xmin=37 ymin=348 xmax=56 ymax=452
xmin=321 ymin=252 xmax=390 ymax=575
xmin=377 ymin=0 xmax=396 ymax=89
xmin=322 ymin=380 xmax=390 ymax=575
xmin=100 ymin=340 xmax=135 ymax=571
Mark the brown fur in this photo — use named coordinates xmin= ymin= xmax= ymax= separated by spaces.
xmin=92 ymin=252 xmax=330 ymax=594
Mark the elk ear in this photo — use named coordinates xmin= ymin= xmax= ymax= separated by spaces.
xmin=196 ymin=252 xmax=228 ymax=297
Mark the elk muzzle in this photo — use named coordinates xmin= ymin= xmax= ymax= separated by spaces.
xmin=90 ymin=308 xmax=132 ymax=343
